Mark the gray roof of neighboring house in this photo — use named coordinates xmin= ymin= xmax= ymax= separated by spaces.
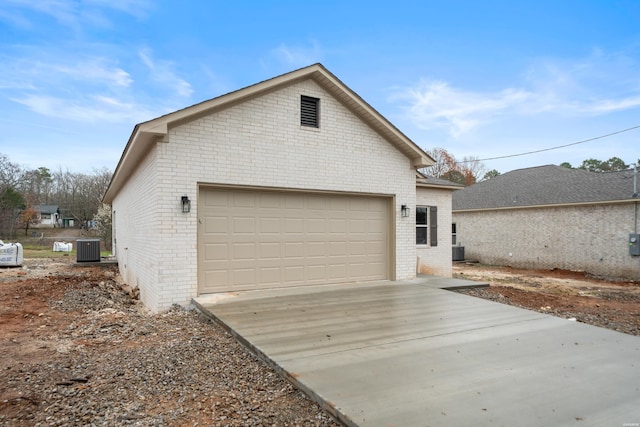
xmin=36 ymin=205 xmax=59 ymax=214
xmin=453 ymin=165 xmax=638 ymax=211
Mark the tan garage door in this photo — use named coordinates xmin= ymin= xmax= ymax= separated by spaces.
xmin=198 ymin=187 xmax=390 ymax=293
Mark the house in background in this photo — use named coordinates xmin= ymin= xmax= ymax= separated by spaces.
xmin=452 ymin=165 xmax=640 ymax=280
xmin=103 ymin=63 xmax=457 ymax=312
xmin=34 ymin=205 xmax=60 ymax=228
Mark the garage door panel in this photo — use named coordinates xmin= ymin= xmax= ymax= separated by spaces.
xmin=284 ymin=266 xmax=304 ymax=282
xmin=232 ymin=243 xmax=255 ymax=260
xmin=198 ymin=188 xmax=390 ymax=294
xmin=307 ymin=218 xmax=326 ymax=233
xmin=285 ymin=218 xmax=304 ymax=233
xmin=205 ymin=270 xmax=228 ymax=286
xmin=233 ymin=269 xmax=256 ymax=286
xmin=307 ymin=242 xmax=326 ymax=257
xmin=233 ymin=192 xmax=255 ymax=208
xmin=205 ymin=243 xmax=228 ymax=260
xmin=328 ymin=264 xmax=347 ymax=279
xmin=259 ymin=193 xmax=281 ymax=208
xmin=205 ymin=217 xmax=228 ymax=233
xmin=259 ymin=267 xmax=281 ymax=284
xmin=260 ymin=218 xmax=280 ymax=233
xmin=259 ymin=242 xmax=281 ymax=259
xmin=349 ymin=241 xmax=366 ymax=256
xmin=328 ymin=241 xmax=347 ymax=256
xmin=233 ymin=217 xmax=255 ymax=233
xmin=329 ymin=219 xmax=347 ymax=233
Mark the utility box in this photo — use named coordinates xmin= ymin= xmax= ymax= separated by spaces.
xmin=630 ymin=234 xmax=640 ymax=256
xmin=77 ymin=239 xmax=101 ymax=262
xmin=452 ymin=246 xmax=465 ymax=261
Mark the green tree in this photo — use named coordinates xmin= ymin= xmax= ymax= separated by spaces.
xmin=481 ymin=169 xmax=501 ymax=181
xmin=559 ymin=162 xmax=573 ymax=169
xmin=578 ymin=157 xmax=628 ymax=172
xmin=0 ymin=188 xmax=24 ymax=238
xmin=0 ymin=154 xmax=24 ymax=238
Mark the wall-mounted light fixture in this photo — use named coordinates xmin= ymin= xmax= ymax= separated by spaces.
xmin=401 ymin=204 xmax=410 ymax=218
xmin=181 ymin=195 xmax=191 ymax=213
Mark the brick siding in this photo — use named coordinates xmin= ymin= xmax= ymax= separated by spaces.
xmin=453 ymin=203 xmax=640 ymax=280
xmin=112 ymin=79 xmax=423 ymax=311
xmin=416 ymin=187 xmax=453 ymax=277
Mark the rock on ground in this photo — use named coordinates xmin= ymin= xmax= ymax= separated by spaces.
xmin=0 ymin=260 xmax=339 ymax=426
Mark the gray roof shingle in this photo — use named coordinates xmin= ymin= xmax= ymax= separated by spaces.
xmin=453 ymin=165 xmax=638 ymax=210
xmin=36 ymin=205 xmax=59 ymax=214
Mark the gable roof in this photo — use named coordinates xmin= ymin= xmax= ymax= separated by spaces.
xmin=453 ymin=164 xmax=638 ymax=211
xmin=36 ymin=205 xmax=59 ymax=214
xmin=104 ymin=63 xmax=434 ymax=203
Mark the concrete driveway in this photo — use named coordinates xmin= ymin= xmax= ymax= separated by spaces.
xmin=194 ymin=278 xmax=640 ymax=426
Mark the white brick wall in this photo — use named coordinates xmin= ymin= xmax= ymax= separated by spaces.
xmin=453 ymin=203 xmax=640 ymax=280
xmin=114 ymin=79 xmax=420 ymax=311
xmin=416 ymin=187 xmax=453 ymax=277
xmin=111 ymin=146 xmax=160 ymax=310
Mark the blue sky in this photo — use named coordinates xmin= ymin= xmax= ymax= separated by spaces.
xmin=1 ymin=0 xmax=639 ymax=175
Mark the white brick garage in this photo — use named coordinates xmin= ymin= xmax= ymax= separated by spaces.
xmin=198 ymin=187 xmax=390 ymax=293
xmin=104 ymin=64 xmax=437 ymax=312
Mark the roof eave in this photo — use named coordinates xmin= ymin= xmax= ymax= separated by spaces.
xmin=453 ymin=198 xmax=639 ymax=212
xmin=417 ymin=182 xmax=464 ymax=191
xmin=104 ymin=63 xmax=434 ymax=202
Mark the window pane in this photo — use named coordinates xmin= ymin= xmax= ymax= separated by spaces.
xmin=416 ymin=206 xmax=427 ymax=225
xmin=416 ymin=227 xmax=427 ymax=245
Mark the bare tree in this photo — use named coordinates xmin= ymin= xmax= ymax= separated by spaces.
xmin=459 ymin=155 xmax=487 ymax=183
xmin=50 ymin=167 xmax=112 ymax=226
xmin=93 ymin=203 xmax=112 ymax=250
xmin=421 ymin=147 xmax=485 ymax=186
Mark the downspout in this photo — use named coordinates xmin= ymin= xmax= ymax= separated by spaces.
xmin=633 ymin=164 xmax=638 ymax=234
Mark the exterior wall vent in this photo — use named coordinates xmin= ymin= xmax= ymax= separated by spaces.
xmin=76 ymin=239 xmax=101 ymax=262
xmin=300 ymin=95 xmax=319 ymax=127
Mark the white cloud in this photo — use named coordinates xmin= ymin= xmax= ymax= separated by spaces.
xmin=85 ymin=0 xmax=153 ymax=19
xmin=53 ymin=59 xmax=133 ymax=87
xmin=396 ymin=80 xmax=533 ymax=136
xmin=0 ymin=8 xmax=33 ymax=28
xmin=394 ymin=50 xmax=640 ymax=137
xmin=272 ymin=41 xmax=323 ymax=67
xmin=4 ymin=0 xmax=78 ymax=26
xmin=1 ymin=0 xmax=151 ymax=30
xmin=0 ymin=53 xmax=133 ymax=91
xmin=11 ymin=93 xmax=153 ymax=123
xmin=138 ymin=49 xmax=193 ymax=97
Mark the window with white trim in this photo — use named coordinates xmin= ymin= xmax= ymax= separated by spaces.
xmin=416 ymin=205 xmax=438 ymax=246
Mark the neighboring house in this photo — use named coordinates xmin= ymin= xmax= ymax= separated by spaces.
xmin=416 ymin=173 xmax=464 ymax=277
xmin=452 ymin=165 xmax=640 ymax=280
xmin=103 ymin=63 xmax=458 ymax=312
xmin=34 ymin=205 xmax=60 ymax=228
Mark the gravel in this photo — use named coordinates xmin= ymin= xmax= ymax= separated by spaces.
xmin=456 ymin=286 xmax=640 ymax=336
xmin=0 ymin=265 xmax=339 ymax=426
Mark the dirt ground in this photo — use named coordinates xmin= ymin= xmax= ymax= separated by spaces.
xmin=0 ymin=257 xmax=337 ymax=426
xmin=453 ymin=262 xmax=640 ymax=336
xmin=1 ymin=255 xmax=639 ymax=425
